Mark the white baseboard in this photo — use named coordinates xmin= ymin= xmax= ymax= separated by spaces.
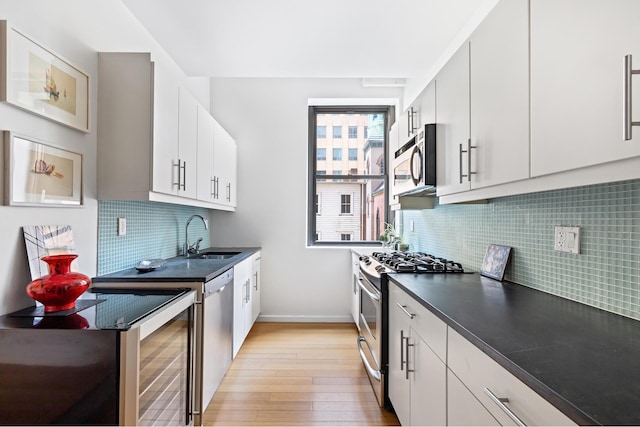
xmin=257 ymin=314 xmax=354 ymax=323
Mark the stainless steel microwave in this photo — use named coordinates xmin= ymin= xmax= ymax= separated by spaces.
xmin=392 ymin=123 xmax=436 ymax=196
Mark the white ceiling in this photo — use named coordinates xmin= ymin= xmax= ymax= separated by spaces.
xmin=122 ymin=0 xmax=493 ymax=79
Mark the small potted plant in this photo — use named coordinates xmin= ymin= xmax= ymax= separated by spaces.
xmin=379 ymin=222 xmax=402 ymax=249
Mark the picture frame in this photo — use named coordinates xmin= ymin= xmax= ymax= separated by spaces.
xmin=22 ymin=225 xmax=78 ymax=280
xmin=480 ymin=244 xmax=512 ymax=281
xmin=0 ymin=21 xmax=89 ymax=133
xmin=4 ymin=132 xmax=83 ymax=206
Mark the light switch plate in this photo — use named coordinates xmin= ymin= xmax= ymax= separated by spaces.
xmin=118 ymin=217 xmax=126 ymax=236
xmin=554 ymin=226 xmax=580 ymax=254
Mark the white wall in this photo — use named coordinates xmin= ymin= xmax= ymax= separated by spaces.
xmin=209 ymin=78 xmax=402 ymax=321
xmin=0 ymin=0 xmax=210 ymax=315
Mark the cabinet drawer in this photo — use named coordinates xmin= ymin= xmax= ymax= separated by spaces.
xmin=448 ymin=327 xmax=576 ymax=426
xmin=389 ymin=282 xmax=447 ymax=363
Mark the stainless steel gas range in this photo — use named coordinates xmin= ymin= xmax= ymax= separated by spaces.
xmin=356 ymin=251 xmax=464 ymax=408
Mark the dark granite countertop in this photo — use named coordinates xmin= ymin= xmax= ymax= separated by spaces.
xmin=388 ymin=272 xmax=640 ymax=426
xmin=92 ymin=247 xmax=261 ymax=284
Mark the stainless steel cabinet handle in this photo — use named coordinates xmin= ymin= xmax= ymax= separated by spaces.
xmin=182 ymin=160 xmax=187 ymax=190
xmin=459 ymin=143 xmax=465 ymax=184
xmin=624 ymin=54 xmax=640 ymax=140
xmin=460 ymin=140 xmax=476 ymax=183
xmin=405 ymin=336 xmax=414 ymax=380
xmin=210 ymin=177 xmax=215 ymax=198
xmin=173 ymin=159 xmax=183 ymax=189
xmin=400 ymin=329 xmax=406 ymax=371
xmin=245 ymin=278 xmax=250 ymax=303
xmin=357 ymin=337 xmax=381 ymax=381
xmin=467 ymin=139 xmax=476 ymax=182
xmin=396 ymin=303 xmax=415 ymax=319
xmin=254 ymin=272 xmax=259 ymax=291
xmin=484 ymin=387 xmax=526 ymax=427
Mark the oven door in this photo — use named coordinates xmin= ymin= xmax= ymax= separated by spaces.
xmin=356 ymin=272 xmax=384 ymax=405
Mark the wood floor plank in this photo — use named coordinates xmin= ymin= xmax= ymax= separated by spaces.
xmin=202 ymin=322 xmax=399 ymax=426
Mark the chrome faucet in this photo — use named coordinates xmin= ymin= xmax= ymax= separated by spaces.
xmin=184 ymin=214 xmax=209 ymax=256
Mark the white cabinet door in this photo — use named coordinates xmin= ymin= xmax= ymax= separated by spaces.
xmin=250 ymin=252 xmax=261 ymax=324
xmin=212 ymin=118 xmax=238 ymax=207
xmin=196 ymin=107 xmax=215 ymax=202
xmin=388 ymin=291 xmax=411 ymax=426
xmin=436 ymin=42 xmax=471 ymax=196
xmin=233 ymin=258 xmax=252 ymax=357
xmin=151 ymin=61 xmax=179 ymax=196
xmin=414 ymin=80 xmax=436 ymax=126
xmin=530 ymin=0 xmax=640 ymax=177
xmin=448 ymin=369 xmax=500 ymax=426
xmin=177 ymin=87 xmax=198 ymax=199
xmin=409 ymin=329 xmax=446 ymax=426
xmin=350 ymin=253 xmax=360 ymax=326
xmin=469 ymin=0 xmax=529 ymax=189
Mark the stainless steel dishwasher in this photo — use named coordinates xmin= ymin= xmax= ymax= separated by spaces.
xmin=201 ymin=269 xmax=234 ymax=411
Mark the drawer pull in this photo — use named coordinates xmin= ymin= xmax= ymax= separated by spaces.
xmin=484 ymin=387 xmax=526 ymax=427
xmin=396 ymin=303 xmax=415 ymax=319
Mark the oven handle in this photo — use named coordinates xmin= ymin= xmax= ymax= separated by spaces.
xmin=357 ymin=336 xmax=381 ymax=381
xmin=357 ymin=275 xmax=380 ymax=302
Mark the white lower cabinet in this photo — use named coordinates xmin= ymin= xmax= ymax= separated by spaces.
xmin=447 ymin=369 xmax=499 ymax=426
xmin=250 ymin=251 xmax=261 ymax=324
xmin=447 ymin=327 xmax=576 ymax=426
xmin=350 ymin=252 xmax=360 ymax=326
xmin=388 ymin=282 xmax=446 ymax=426
xmin=233 ymin=257 xmax=253 ymax=357
xmin=389 ymin=282 xmax=575 ymax=426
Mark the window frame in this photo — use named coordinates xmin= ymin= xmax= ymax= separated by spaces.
xmin=307 ymin=105 xmax=394 ymax=247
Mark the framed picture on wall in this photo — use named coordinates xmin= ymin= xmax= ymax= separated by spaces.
xmin=4 ymin=132 xmax=83 ymax=206
xmin=0 ymin=21 xmax=90 ymax=133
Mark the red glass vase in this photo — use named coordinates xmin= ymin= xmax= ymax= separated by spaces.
xmin=26 ymin=254 xmax=91 ymax=313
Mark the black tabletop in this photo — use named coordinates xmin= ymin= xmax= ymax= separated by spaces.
xmin=388 ymin=272 xmax=640 ymax=426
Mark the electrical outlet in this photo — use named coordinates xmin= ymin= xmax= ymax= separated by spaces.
xmin=118 ymin=217 xmax=126 ymax=236
xmin=554 ymin=226 xmax=580 ymax=254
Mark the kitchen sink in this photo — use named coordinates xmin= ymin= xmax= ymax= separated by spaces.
xmin=187 ymin=251 xmax=240 ymax=260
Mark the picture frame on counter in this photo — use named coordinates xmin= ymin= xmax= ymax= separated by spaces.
xmin=480 ymin=244 xmax=512 ymax=281
xmin=4 ymin=132 xmax=83 ymax=206
xmin=0 ymin=21 xmax=90 ymax=133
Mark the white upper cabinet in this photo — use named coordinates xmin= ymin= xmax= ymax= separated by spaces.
xmin=151 ymin=61 xmax=180 ymax=196
xmin=177 ymin=87 xmax=199 ymax=199
xmin=469 ymin=0 xmax=529 ymax=188
xmin=97 ymin=52 xmax=237 ymax=210
xmin=436 ymin=42 xmax=471 ymax=196
xmin=196 ymin=107 xmax=215 ymax=202
xmin=530 ymin=0 xmax=640 ymax=177
xmin=437 ymin=0 xmax=529 ymax=197
xmin=213 ymin=119 xmax=237 ymax=208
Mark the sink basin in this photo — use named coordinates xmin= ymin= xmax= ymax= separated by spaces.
xmin=187 ymin=251 xmax=240 ymax=260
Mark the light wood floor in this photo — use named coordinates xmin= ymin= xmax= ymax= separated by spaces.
xmin=202 ymin=322 xmax=400 ymax=426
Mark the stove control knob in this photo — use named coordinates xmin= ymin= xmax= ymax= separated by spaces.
xmin=359 ymin=255 xmax=368 ymax=261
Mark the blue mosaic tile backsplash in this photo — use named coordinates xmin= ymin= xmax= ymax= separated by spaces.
xmin=400 ymin=179 xmax=640 ymax=320
xmin=97 ymin=201 xmax=210 ymax=275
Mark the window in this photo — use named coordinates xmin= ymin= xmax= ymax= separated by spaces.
xmin=341 ymin=194 xmax=352 ymax=214
xmin=317 ymin=126 xmax=326 ymax=138
xmin=308 ymin=105 xmax=393 ymax=246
